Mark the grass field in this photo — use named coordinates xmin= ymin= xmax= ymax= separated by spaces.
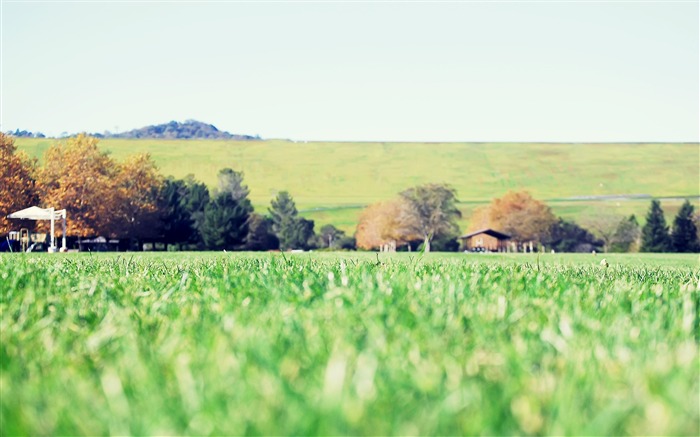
xmin=2 ymin=252 xmax=698 ymax=435
xmin=15 ymin=138 xmax=699 ymax=232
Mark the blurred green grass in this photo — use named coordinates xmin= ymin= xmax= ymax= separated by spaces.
xmin=1 ymin=252 xmax=698 ymax=435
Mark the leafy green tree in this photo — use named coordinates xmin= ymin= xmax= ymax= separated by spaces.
xmin=200 ymin=193 xmax=251 ymax=250
xmin=160 ymin=178 xmax=196 ymax=248
xmin=183 ymin=175 xmax=211 ymax=243
xmin=610 ymin=215 xmax=641 ymax=253
xmin=546 ymin=219 xmax=603 ymax=253
xmin=430 ymin=235 xmax=461 ymax=252
xmin=199 ymin=170 xmax=253 ymax=250
xmin=398 ymin=183 xmax=461 ymax=252
xmin=269 ymin=191 xmax=299 ymax=250
xmin=671 ymin=200 xmax=699 ymax=252
xmin=267 ymin=191 xmax=317 ymax=250
xmin=640 ymin=200 xmax=671 ymax=252
xmin=216 ymin=168 xmax=250 ymax=203
xmin=336 ymin=236 xmax=356 ymax=250
xmin=319 ymin=224 xmax=346 ymax=249
xmin=244 ymin=213 xmax=279 ymax=251
xmin=291 ymin=217 xmax=317 ymax=250
xmin=160 ymin=175 xmax=210 ymax=248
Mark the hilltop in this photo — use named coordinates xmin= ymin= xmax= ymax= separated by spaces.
xmin=103 ymin=120 xmax=259 ymax=140
xmin=6 ymin=120 xmax=259 ymax=141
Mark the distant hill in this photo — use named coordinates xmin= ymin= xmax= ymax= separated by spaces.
xmin=5 ymin=120 xmax=259 ymax=140
xmin=102 ymin=120 xmax=259 ymax=140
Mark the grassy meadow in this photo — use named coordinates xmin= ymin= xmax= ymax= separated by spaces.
xmin=2 ymin=252 xmax=698 ymax=435
xmin=15 ymin=138 xmax=699 ymax=232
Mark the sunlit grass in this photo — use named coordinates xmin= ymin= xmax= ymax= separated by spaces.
xmin=1 ymin=252 xmax=698 ymax=435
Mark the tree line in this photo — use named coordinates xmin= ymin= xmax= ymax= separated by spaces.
xmin=1 ymin=133 xmax=698 ymax=252
xmin=1 ymin=133 xmax=349 ymax=251
xmin=354 ymin=188 xmax=698 ymax=253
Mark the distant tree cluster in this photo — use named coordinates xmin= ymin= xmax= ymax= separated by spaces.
xmin=466 ymin=190 xmax=698 ymax=253
xmin=355 ymin=183 xmax=462 ymax=252
xmin=1 ymin=133 xmax=164 ymax=240
xmin=640 ymin=199 xmax=699 ymax=253
xmin=467 ymin=190 xmax=603 ymax=253
xmin=0 ymin=133 xmax=316 ymax=251
xmin=4 ymin=129 xmax=45 ymax=138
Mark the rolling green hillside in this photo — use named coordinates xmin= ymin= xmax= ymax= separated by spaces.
xmin=15 ymin=138 xmax=699 ymax=233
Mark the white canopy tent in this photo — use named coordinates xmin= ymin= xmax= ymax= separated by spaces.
xmin=7 ymin=206 xmax=67 ymax=252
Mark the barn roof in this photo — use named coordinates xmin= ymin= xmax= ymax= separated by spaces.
xmin=460 ymin=228 xmax=511 ymax=240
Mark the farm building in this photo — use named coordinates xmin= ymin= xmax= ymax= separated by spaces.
xmin=460 ymin=228 xmax=511 ymax=252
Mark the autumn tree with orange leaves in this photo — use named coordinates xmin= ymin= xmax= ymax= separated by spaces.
xmin=37 ymin=135 xmax=118 ymax=237
xmin=113 ymin=153 xmax=164 ymax=240
xmin=37 ymin=134 xmax=164 ymax=238
xmin=0 ymin=133 xmax=39 ymax=235
xmin=468 ymin=190 xmax=557 ymax=242
xmin=355 ymin=199 xmax=419 ymax=250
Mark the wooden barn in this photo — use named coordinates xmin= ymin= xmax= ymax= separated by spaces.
xmin=460 ymin=228 xmax=511 ymax=252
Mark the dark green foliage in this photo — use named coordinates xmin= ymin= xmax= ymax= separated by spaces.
xmin=216 ymin=168 xmax=250 ymax=203
xmin=159 ymin=178 xmax=196 ymax=247
xmin=269 ymin=191 xmax=317 ymax=250
xmin=244 ymin=213 xmax=279 ymax=251
xmin=547 ymin=219 xmax=603 ymax=253
xmin=291 ymin=217 xmax=317 ymax=250
xmin=159 ymin=175 xmax=210 ymax=247
xmin=671 ymin=200 xmax=699 ymax=253
xmin=336 ymin=236 xmax=356 ymax=250
xmin=610 ymin=215 xmax=641 ymax=253
xmin=200 ymin=193 xmax=252 ymax=250
xmin=641 ymin=200 xmax=671 ymax=252
xmin=429 ymin=235 xmax=460 ymax=252
xmin=269 ymin=191 xmax=298 ymax=226
xmin=199 ymin=169 xmax=253 ymax=250
xmin=183 ymin=175 xmax=211 ymax=241
xmin=318 ymin=224 xmax=346 ymax=249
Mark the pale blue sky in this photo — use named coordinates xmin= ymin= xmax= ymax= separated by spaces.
xmin=2 ymin=1 xmax=698 ymax=141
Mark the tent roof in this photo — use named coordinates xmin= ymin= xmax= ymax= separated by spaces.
xmin=7 ymin=206 xmax=66 ymax=220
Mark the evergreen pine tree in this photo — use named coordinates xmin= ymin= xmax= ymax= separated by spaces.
xmin=244 ymin=213 xmax=279 ymax=251
xmin=291 ymin=217 xmax=317 ymax=250
xmin=268 ymin=191 xmax=318 ymax=250
xmin=216 ymin=168 xmax=250 ymax=203
xmin=640 ymin=200 xmax=671 ymax=252
xmin=200 ymin=193 xmax=252 ymax=250
xmin=269 ymin=191 xmax=299 ymax=250
xmin=160 ymin=178 xmax=196 ymax=248
xmin=610 ymin=214 xmax=641 ymax=253
xmin=671 ymin=200 xmax=699 ymax=252
xmin=198 ymin=169 xmax=254 ymax=250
